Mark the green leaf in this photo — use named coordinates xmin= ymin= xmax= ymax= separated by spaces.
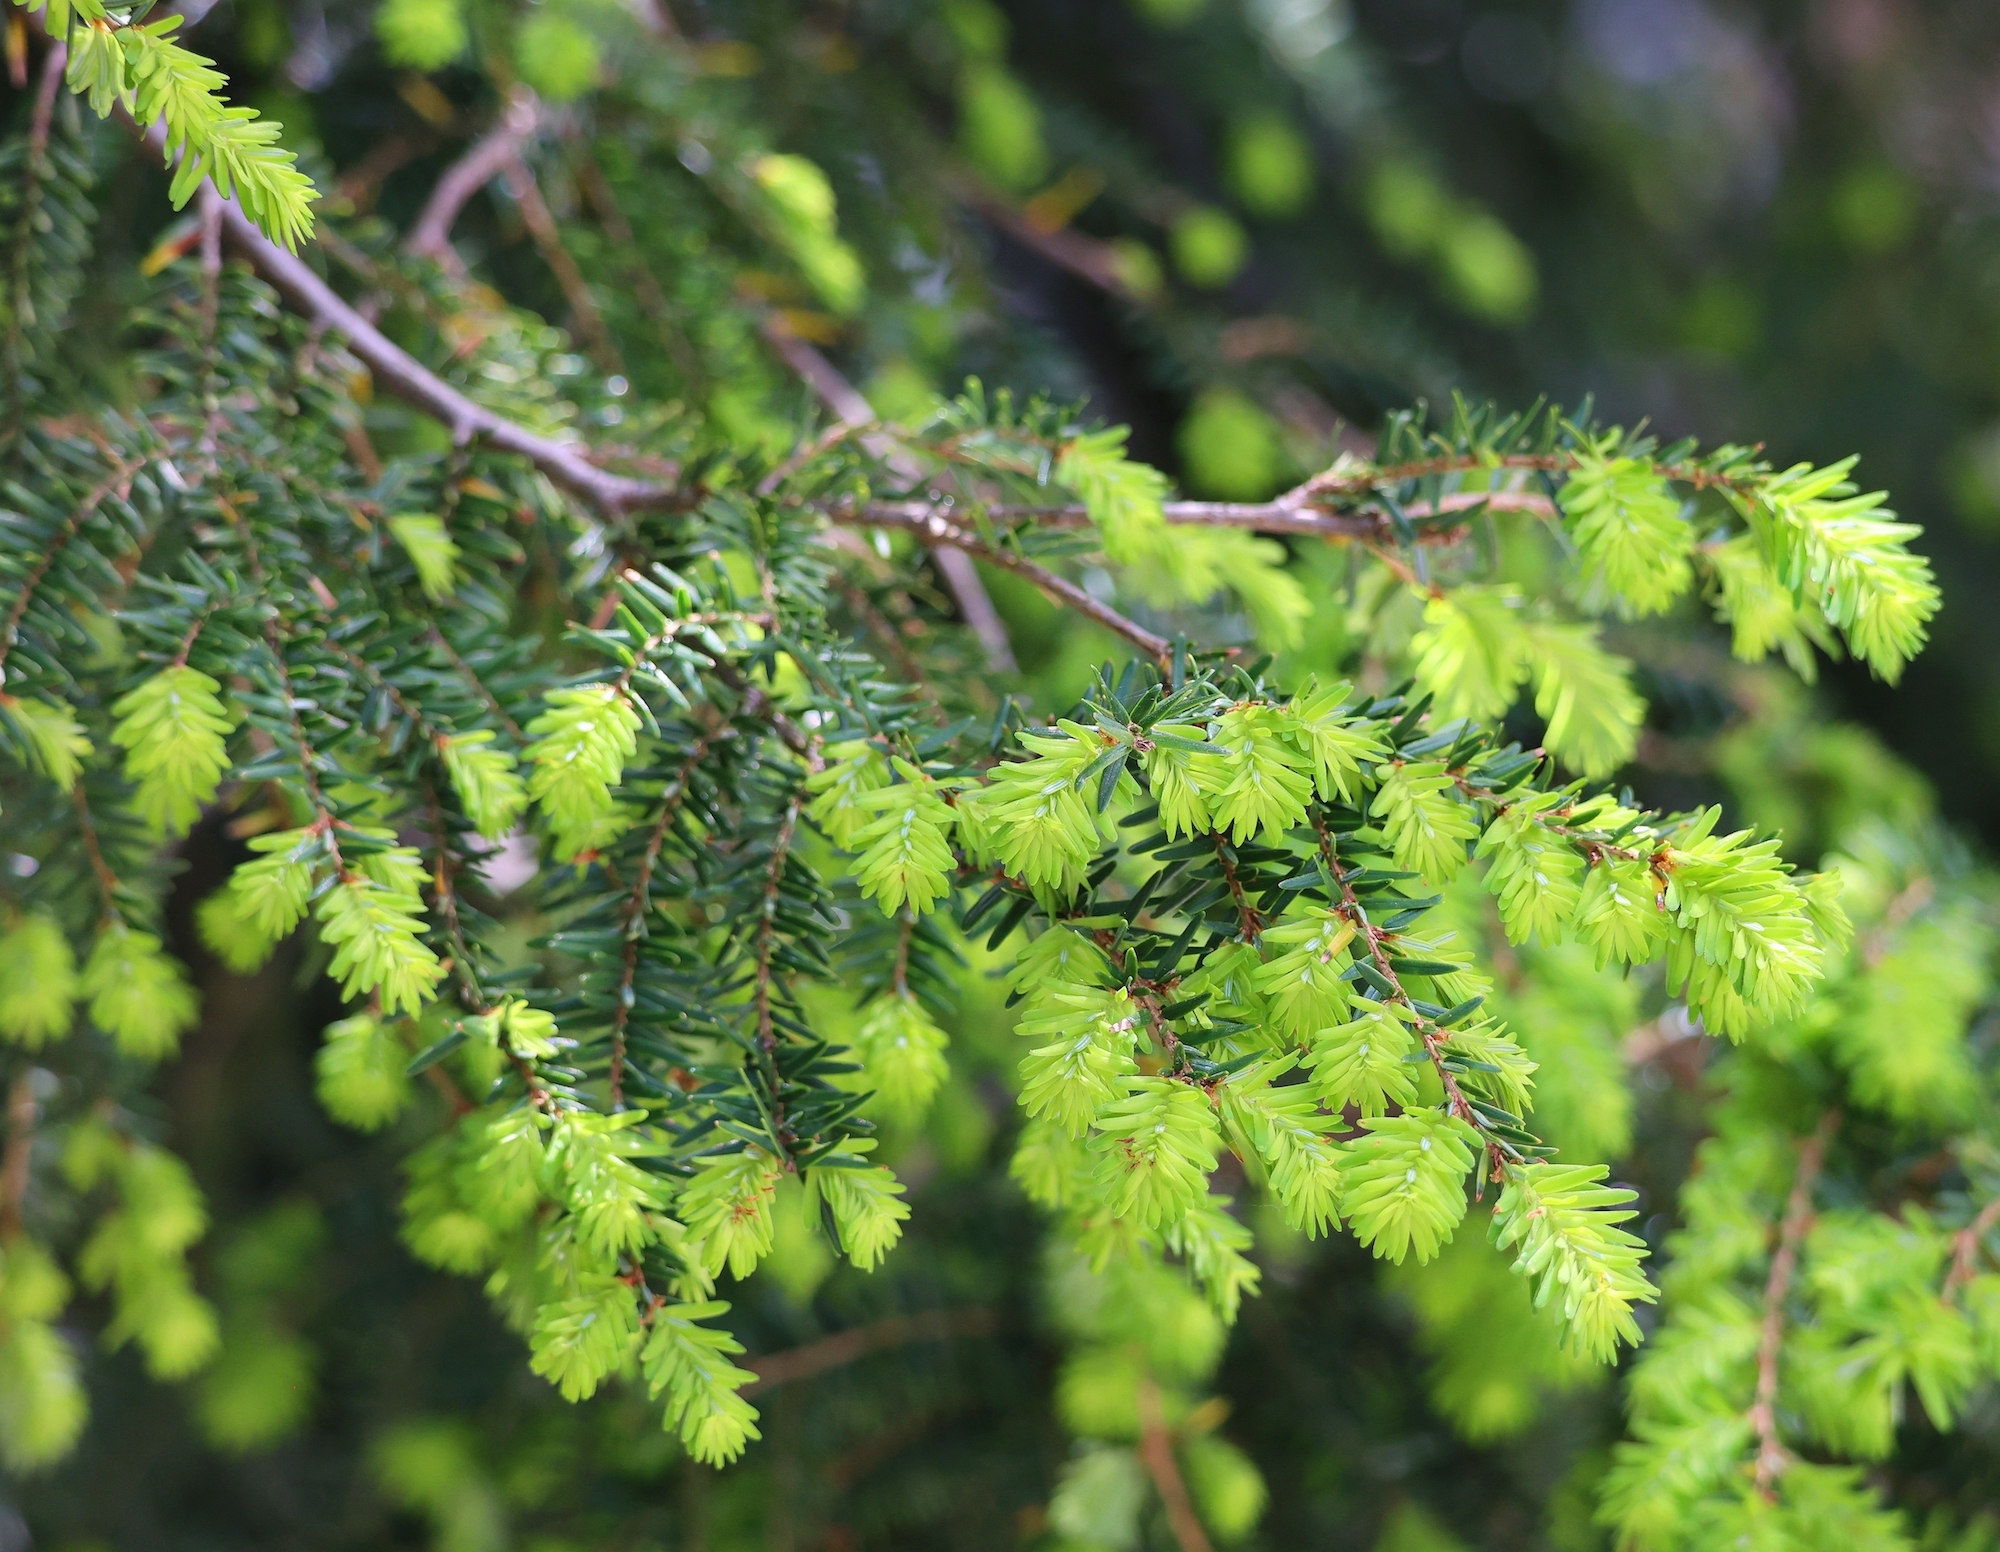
xmin=0 ymin=912 xmax=77 ymax=1048
xmin=641 ymin=1300 xmax=762 ymax=1466
xmin=110 ymin=665 xmax=233 ymax=833
xmin=1341 ymin=1111 xmax=1477 ymax=1264
xmin=80 ymin=922 xmax=199 ymax=1060
xmin=387 ymin=514 xmax=462 ymax=603
xmin=314 ymin=1011 xmax=414 ymax=1132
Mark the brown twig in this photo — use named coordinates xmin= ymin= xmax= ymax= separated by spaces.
xmin=0 ymin=1071 xmax=38 ymax=1239
xmin=501 ymin=153 xmax=623 ymax=374
xmin=1947 ymin=1195 xmax=2000 ymax=1294
xmin=742 ymin=1306 xmax=996 ymax=1395
xmin=404 ymin=88 xmax=543 ymax=273
xmin=3 ymin=40 xmax=67 ymax=442
xmin=25 ymin=38 xmax=64 ymax=160
xmin=425 ymin=623 xmax=525 ymax=739
xmin=1210 ymin=833 xmax=1264 ymax=943
xmin=0 ymin=458 xmax=141 ymax=674
xmin=1313 ymin=815 xmax=1507 ymax=1178
xmin=70 ymin=781 xmax=123 ymax=921
xmin=758 ymin=320 xmax=1019 ymax=673
xmin=334 ymin=128 xmax=440 ymax=214
xmin=610 ymin=723 xmax=725 ymax=1108
xmin=856 ymin=503 xmax=1169 ymax=665
xmin=573 ymin=145 xmax=706 ymax=386
xmin=192 ymin=136 xmax=677 ymax=515
xmin=752 ymin=793 xmax=805 ymax=1061
xmin=1136 ymin=1377 xmax=1216 ymax=1552
xmin=922 ymin=487 xmax=1551 ymax=540
xmin=1750 ymin=1110 xmax=1840 ymax=1496
xmin=965 ymin=187 xmax=1135 ymax=298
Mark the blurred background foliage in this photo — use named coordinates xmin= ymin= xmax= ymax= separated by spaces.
xmin=10 ymin=0 xmax=2000 ymax=1547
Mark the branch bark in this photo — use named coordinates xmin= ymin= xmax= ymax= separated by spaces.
xmin=964 ymin=486 xmax=1554 ymax=540
xmin=0 ymin=1071 xmax=38 ymax=1240
xmin=404 ymin=88 xmax=542 ymax=273
xmin=964 ymin=186 xmax=1136 ymax=298
xmin=855 ymin=502 xmax=1170 ymax=665
xmin=1136 ymin=1378 xmax=1215 ymax=1552
xmin=742 ymin=1306 xmax=996 ymax=1395
xmin=1750 ymin=1110 xmax=1840 ymax=1496
xmin=758 ymin=319 xmax=1021 ymax=672
xmin=205 ymin=166 xmax=681 ymax=514
xmin=501 ymin=152 xmax=623 ymax=374
xmin=1947 ymin=1195 xmax=2000 ymax=1293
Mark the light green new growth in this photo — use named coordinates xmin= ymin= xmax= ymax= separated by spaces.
xmin=642 ymin=1301 xmax=763 ymax=1467
xmin=0 ymin=912 xmax=77 ymax=1047
xmin=314 ymin=871 xmax=444 ymax=1018
xmin=110 ymin=665 xmax=232 ymax=833
xmin=21 ymin=0 xmax=316 ymax=249
xmin=798 ymin=658 xmax=1851 ymax=1374
xmin=524 ymin=684 xmax=642 ymax=859
xmin=439 ymin=732 xmax=528 ymax=842
xmin=387 ymin=515 xmax=461 ymax=604
xmin=0 ymin=1240 xmax=86 ymax=1470
xmin=850 ymin=994 xmax=950 ymax=1122
xmin=1 ymin=694 xmax=89 ymax=789
xmin=79 ymin=923 xmax=197 ymax=1060
xmin=315 ymin=1013 xmax=414 ymax=1132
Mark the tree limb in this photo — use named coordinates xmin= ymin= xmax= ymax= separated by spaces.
xmin=1137 ymin=1377 xmax=1215 ymax=1552
xmin=758 ymin=319 xmax=1021 ymax=672
xmin=1750 ymin=1110 xmax=1839 ymax=1495
xmin=743 ymin=1306 xmax=996 ymax=1395
xmin=854 ymin=503 xmax=1171 ymax=665
xmin=404 ymin=88 xmax=542 ymax=274
xmin=501 ymin=152 xmax=623 ymax=374
xmin=206 ymin=169 xmax=682 ymax=514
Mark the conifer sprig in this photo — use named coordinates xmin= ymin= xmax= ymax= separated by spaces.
xmin=13 ymin=0 xmax=315 ymax=249
xmin=0 ymin=157 xmax=1922 ymax=1482
xmin=804 ymin=656 xmax=1840 ymax=1363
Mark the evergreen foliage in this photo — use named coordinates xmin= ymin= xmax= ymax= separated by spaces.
xmin=0 ymin=6 xmax=1992 ymax=1550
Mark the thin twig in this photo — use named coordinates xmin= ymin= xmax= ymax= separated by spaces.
xmin=1136 ymin=1377 xmax=1215 ymax=1552
xmin=334 ymin=128 xmax=440 ymax=214
xmin=752 ymin=794 xmax=804 ymax=1061
xmin=425 ymin=623 xmax=525 ymax=739
xmin=501 ymin=153 xmax=623 ymax=373
xmin=70 ymin=781 xmax=123 ymax=921
xmin=1750 ymin=1110 xmax=1840 ymax=1496
xmin=610 ymin=722 xmax=724 ymax=1108
xmin=759 ymin=321 xmax=1019 ymax=673
xmin=857 ymin=503 xmax=1169 ymax=665
xmin=1947 ymin=1195 xmax=2000 ymax=1294
xmin=1314 ymin=815 xmax=1507 ymax=1178
xmin=404 ymin=88 xmax=542 ymax=273
xmin=742 ymin=1306 xmax=996 ymax=1395
xmin=210 ymin=180 xmax=678 ymax=513
xmin=877 ymin=487 xmax=1551 ymax=541
xmin=0 ymin=458 xmax=141 ymax=674
xmin=4 ymin=40 xmax=66 ymax=442
xmin=0 ymin=1071 xmax=38 ymax=1239
xmin=26 ymin=41 xmax=66 ymax=170
xmin=964 ymin=186 xmax=1135 ymax=298
xmin=572 ymin=144 xmax=705 ymax=386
